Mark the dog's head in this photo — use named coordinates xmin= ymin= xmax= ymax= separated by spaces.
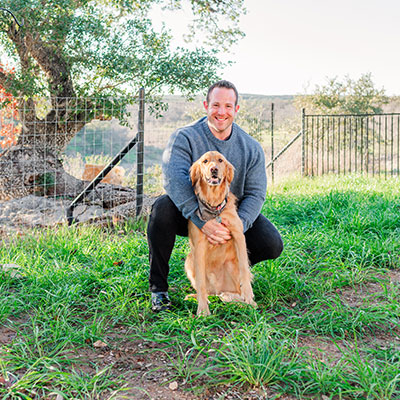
xmin=190 ymin=151 xmax=234 ymax=188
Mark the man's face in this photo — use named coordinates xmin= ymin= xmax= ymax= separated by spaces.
xmin=203 ymin=87 xmax=240 ymax=139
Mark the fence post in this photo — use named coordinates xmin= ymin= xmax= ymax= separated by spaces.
xmin=136 ymin=87 xmax=145 ymax=217
xmin=302 ymin=108 xmax=305 ymax=176
xmin=271 ymin=102 xmax=274 ymax=184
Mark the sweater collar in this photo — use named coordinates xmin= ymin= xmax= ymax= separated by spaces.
xmin=201 ymin=117 xmax=236 ymax=143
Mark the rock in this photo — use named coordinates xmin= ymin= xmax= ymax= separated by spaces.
xmin=0 ymin=264 xmax=22 ymax=278
xmin=169 ymin=381 xmax=178 ymax=391
xmin=0 ymin=193 xmax=156 ymax=235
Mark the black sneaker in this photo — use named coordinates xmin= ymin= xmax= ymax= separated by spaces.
xmin=151 ymin=292 xmax=171 ymax=312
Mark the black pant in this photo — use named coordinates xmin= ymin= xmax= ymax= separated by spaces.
xmin=147 ymin=195 xmax=284 ymax=292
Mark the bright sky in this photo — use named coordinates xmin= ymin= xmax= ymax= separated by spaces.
xmin=151 ymin=0 xmax=400 ymax=96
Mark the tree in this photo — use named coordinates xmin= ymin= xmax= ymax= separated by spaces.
xmin=0 ymin=0 xmax=245 ymax=201
xmin=0 ymin=64 xmax=20 ymax=149
xmin=295 ymin=73 xmax=388 ymax=115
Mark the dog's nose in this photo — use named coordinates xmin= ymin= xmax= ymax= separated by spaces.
xmin=210 ymin=166 xmax=218 ymax=175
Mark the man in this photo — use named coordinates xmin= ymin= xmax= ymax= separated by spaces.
xmin=147 ymin=80 xmax=283 ymax=311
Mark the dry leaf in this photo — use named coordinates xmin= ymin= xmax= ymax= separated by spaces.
xmin=93 ymin=340 xmax=107 ymax=348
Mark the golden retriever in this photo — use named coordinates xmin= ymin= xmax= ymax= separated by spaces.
xmin=185 ymin=151 xmax=256 ymax=316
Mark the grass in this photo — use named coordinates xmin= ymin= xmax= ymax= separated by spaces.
xmin=1 ymin=174 xmax=400 ymax=399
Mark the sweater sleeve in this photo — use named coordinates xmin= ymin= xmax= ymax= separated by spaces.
xmin=162 ymin=129 xmax=205 ymax=230
xmin=237 ymin=146 xmax=267 ymax=232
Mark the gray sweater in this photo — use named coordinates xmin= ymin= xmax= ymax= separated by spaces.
xmin=162 ymin=117 xmax=267 ymax=232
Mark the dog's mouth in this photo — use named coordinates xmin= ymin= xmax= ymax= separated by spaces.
xmin=206 ymin=176 xmax=221 ymax=185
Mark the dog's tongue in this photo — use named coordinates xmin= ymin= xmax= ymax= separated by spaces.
xmin=209 ymin=177 xmax=219 ymax=184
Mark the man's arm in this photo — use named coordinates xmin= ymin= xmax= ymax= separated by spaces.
xmin=162 ymin=129 xmax=206 ymax=230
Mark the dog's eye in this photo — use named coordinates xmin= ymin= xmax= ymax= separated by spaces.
xmin=218 ymin=158 xmax=223 ymax=163
xmin=203 ymin=159 xmax=208 ymax=164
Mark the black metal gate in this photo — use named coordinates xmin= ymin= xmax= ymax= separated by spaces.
xmin=302 ymin=111 xmax=400 ymax=178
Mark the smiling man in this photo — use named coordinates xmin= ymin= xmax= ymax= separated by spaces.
xmin=147 ymin=80 xmax=283 ymax=312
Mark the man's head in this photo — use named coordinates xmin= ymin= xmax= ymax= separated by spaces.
xmin=204 ymin=80 xmax=240 ymax=140
xmin=206 ymin=80 xmax=239 ymax=107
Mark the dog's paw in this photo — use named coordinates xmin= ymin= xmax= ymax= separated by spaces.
xmin=219 ymin=292 xmax=243 ymax=302
xmin=247 ymin=299 xmax=257 ymax=308
xmin=196 ymin=307 xmax=211 ymax=316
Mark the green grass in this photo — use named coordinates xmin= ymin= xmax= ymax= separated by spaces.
xmin=1 ymin=174 xmax=400 ymax=398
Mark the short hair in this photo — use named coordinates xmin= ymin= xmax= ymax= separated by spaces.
xmin=206 ymin=80 xmax=239 ymax=106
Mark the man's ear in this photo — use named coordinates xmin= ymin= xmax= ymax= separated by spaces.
xmin=226 ymin=160 xmax=234 ymax=184
xmin=203 ymin=100 xmax=209 ymax=111
xmin=189 ymin=163 xmax=201 ymax=185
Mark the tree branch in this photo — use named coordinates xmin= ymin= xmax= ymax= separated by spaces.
xmin=23 ymin=32 xmax=75 ymax=98
xmin=7 ymin=22 xmax=30 ymax=74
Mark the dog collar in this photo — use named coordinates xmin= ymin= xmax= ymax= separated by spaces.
xmin=196 ymin=196 xmax=227 ymax=222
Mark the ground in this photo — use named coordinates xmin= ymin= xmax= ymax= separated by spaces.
xmin=2 ymin=272 xmax=400 ymax=399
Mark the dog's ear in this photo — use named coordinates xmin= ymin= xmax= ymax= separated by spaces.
xmin=189 ymin=162 xmax=201 ymax=185
xmin=226 ymin=160 xmax=234 ymax=184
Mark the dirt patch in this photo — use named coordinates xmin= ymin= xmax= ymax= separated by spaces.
xmin=0 ymin=324 xmax=18 ymax=346
xmin=66 ymin=332 xmax=298 ymax=400
xmin=337 ymin=271 xmax=400 ymax=308
xmin=388 ymin=269 xmax=400 ymax=283
xmin=298 ymin=335 xmax=348 ymax=364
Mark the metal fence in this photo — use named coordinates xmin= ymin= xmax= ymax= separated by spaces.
xmin=302 ymin=111 xmax=400 ymax=177
xmin=0 ymin=95 xmax=147 ymax=227
xmin=3 ymin=94 xmax=399 ymax=231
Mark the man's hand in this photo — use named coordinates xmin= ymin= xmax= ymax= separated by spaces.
xmin=201 ymin=218 xmax=231 ymax=245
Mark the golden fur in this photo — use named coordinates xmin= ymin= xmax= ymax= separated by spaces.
xmin=185 ymin=151 xmax=256 ymax=316
xmin=82 ymin=164 xmax=125 ymax=185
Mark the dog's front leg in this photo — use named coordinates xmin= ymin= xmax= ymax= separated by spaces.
xmin=193 ymin=244 xmax=210 ymax=316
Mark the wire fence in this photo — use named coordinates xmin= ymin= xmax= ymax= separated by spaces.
xmin=0 ymin=96 xmax=150 ymax=228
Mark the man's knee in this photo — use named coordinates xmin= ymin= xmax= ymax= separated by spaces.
xmin=270 ymin=235 xmax=284 ymax=259
xmin=150 ymin=195 xmax=176 ymax=224
xmin=148 ymin=195 xmax=188 ymax=237
xmin=246 ymin=214 xmax=284 ymax=262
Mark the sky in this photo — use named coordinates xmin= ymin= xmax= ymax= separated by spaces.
xmin=150 ymin=0 xmax=400 ymax=96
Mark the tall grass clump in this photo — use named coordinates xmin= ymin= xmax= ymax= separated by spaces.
xmin=210 ymin=322 xmax=298 ymax=389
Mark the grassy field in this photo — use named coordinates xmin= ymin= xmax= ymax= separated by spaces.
xmin=1 ymin=174 xmax=400 ymax=399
